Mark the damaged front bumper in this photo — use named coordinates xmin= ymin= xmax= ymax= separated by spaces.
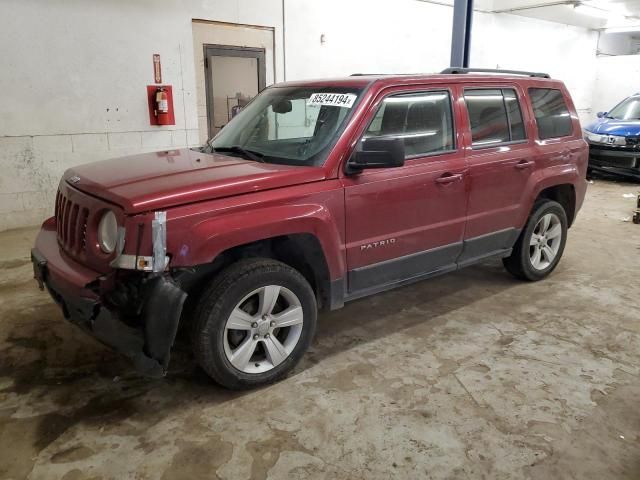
xmin=31 ymin=228 xmax=187 ymax=378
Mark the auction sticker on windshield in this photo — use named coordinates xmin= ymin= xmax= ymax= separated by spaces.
xmin=308 ymin=93 xmax=357 ymax=108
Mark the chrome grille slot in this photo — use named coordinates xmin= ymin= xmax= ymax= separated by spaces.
xmin=68 ymin=204 xmax=79 ymax=250
xmin=55 ymin=189 xmax=89 ymax=255
xmin=62 ymin=197 xmax=71 ymax=244
xmin=79 ymin=208 xmax=89 ymax=250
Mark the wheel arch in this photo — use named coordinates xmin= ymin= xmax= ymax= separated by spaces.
xmin=535 ymin=183 xmax=576 ymax=227
xmin=178 ymin=232 xmax=340 ymax=313
xmin=211 ymin=233 xmax=335 ymax=310
xmin=524 ymin=164 xmax=580 ymax=228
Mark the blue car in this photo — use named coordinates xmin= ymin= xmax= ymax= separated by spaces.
xmin=584 ymin=94 xmax=640 ymax=180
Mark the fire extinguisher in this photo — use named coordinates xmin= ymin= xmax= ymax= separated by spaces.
xmin=155 ymin=87 xmax=169 ymax=121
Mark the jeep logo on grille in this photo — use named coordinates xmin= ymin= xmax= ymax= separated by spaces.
xmin=69 ymin=176 xmax=81 ymax=184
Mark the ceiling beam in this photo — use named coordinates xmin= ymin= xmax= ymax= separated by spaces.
xmin=491 ymin=1 xmax=574 ymax=14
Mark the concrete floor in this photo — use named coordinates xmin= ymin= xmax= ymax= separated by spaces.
xmin=1 ymin=180 xmax=639 ymax=480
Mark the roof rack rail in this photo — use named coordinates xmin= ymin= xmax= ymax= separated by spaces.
xmin=440 ymin=67 xmax=550 ymax=79
xmin=349 ymin=73 xmax=418 ymax=76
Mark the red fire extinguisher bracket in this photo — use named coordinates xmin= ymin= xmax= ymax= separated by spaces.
xmin=147 ymin=85 xmax=175 ymax=126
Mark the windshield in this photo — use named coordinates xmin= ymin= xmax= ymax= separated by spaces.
xmin=607 ymin=96 xmax=640 ymax=120
xmin=205 ymin=86 xmax=363 ymax=166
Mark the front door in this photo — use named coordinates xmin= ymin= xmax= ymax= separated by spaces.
xmin=458 ymin=85 xmax=534 ymax=266
xmin=343 ymin=87 xmax=468 ymax=297
xmin=204 ymin=45 xmax=266 ymax=137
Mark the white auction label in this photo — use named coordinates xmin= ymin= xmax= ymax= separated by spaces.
xmin=307 ymin=93 xmax=357 ymax=108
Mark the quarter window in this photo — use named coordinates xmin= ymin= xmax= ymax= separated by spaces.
xmin=465 ymin=88 xmax=527 ymax=147
xmin=528 ymin=88 xmax=573 ymax=139
xmin=364 ymin=91 xmax=455 ymax=157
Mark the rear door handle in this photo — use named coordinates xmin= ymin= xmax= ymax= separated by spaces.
xmin=515 ymin=160 xmax=534 ymax=170
xmin=435 ymin=173 xmax=463 ymax=184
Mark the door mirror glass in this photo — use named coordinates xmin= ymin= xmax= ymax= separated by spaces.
xmin=346 ymin=137 xmax=405 ymax=174
xmin=596 ymin=111 xmax=607 ymax=118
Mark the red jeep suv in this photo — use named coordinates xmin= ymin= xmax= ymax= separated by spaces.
xmin=32 ymin=68 xmax=588 ymax=389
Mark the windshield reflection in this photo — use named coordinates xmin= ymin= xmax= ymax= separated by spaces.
xmin=203 ymin=86 xmax=363 ymax=166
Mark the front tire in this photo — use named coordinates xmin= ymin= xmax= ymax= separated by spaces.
xmin=503 ymin=200 xmax=568 ymax=281
xmin=192 ymin=258 xmax=317 ymax=389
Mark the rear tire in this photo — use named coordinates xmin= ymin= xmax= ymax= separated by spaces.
xmin=503 ymin=200 xmax=568 ymax=281
xmin=192 ymin=258 xmax=317 ymax=389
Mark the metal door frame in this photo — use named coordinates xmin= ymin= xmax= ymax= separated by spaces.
xmin=203 ymin=44 xmax=266 ymax=138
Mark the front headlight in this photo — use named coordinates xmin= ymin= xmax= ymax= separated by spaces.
xmin=98 ymin=210 xmax=118 ymax=253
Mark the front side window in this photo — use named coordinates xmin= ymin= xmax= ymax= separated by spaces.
xmin=207 ymin=86 xmax=363 ymax=166
xmin=529 ymin=88 xmax=573 ymax=139
xmin=363 ymin=91 xmax=455 ymax=157
xmin=465 ymin=88 xmax=527 ymax=147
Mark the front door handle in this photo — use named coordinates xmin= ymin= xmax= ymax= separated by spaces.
xmin=515 ymin=160 xmax=534 ymax=170
xmin=435 ymin=173 xmax=463 ymax=185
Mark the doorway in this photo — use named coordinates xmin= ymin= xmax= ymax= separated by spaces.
xmin=192 ymin=20 xmax=275 ymax=144
xmin=204 ymin=45 xmax=266 ymax=137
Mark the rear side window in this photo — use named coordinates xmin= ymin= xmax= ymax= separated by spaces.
xmin=364 ymin=91 xmax=455 ymax=157
xmin=464 ymin=88 xmax=527 ymax=147
xmin=528 ymin=88 xmax=573 ymax=139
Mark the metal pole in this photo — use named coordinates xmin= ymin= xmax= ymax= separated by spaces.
xmin=450 ymin=0 xmax=474 ymax=68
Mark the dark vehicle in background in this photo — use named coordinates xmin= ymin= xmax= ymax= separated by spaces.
xmin=584 ymin=93 xmax=640 ymax=180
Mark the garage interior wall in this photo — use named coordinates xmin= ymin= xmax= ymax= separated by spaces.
xmin=285 ymin=0 xmax=598 ymax=125
xmin=0 ymin=0 xmax=285 ymax=231
xmin=0 ymin=0 xmax=601 ymax=231
xmin=592 ymin=54 xmax=640 ymax=115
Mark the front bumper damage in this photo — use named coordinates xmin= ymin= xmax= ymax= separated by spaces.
xmin=31 ymin=245 xmax=187 ymax=378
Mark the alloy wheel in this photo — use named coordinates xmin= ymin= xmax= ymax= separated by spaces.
xmin=223 ymin=285 xmax=304 ymax=374
xmin=529 ymin=212 xmax=562 ymax=270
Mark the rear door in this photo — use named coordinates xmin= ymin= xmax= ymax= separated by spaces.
xmin=342 ymin=86 xmax=468 ymax=296
xmin=458 ymin=84 xmax=535 ymax=266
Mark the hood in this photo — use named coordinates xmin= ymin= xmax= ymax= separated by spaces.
xmin=584 ymin=117 xmax=640 ymax=137
xmin=63 ymin=148 xmax=326 ymax=213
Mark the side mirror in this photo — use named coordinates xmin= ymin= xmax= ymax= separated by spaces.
xmin=596 ymin=111 xmax=607 ymax=118
xmin=346 ymin=137 xmax=405 ymax=174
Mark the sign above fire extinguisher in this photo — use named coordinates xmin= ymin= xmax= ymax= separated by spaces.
xmin=153 ymin=54 xmax=162 ymax=84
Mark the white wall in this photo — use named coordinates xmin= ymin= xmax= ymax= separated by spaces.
xmin=592 ymin=55 xmax=640 ymax=116
xmin=473 ymin=12 xmax=599 ymax=126
xmin=284 ymin=0 xmax=453 ymax=78
xmin=0 ymin=0 xmax=284 ymax=231
xmin=0 ymin=0 xmax=600 ymax=231
xmin=284 ymin=0 xmax=598 ymax=126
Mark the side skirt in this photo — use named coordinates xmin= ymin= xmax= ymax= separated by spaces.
xmin=348 ymin=242 xmax=462 ymax=295
xmin=338 ymin=228 xmax=520 ymax=306
xmin=456 ymin=228 xmax=520 ymax=268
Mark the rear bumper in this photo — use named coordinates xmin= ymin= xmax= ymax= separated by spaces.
xmin=32 ymin=222 xmax=186 ymax=377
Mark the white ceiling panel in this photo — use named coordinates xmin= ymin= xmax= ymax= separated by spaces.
xmin=487 ymin=0 xmax=640 ymax=30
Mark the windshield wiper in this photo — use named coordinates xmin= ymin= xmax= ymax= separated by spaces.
xmin=212 ymin=146 xmax=265 ymax=163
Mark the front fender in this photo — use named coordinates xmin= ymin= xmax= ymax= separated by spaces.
xmin=171 ymin=203 xmax=345 ymax=280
